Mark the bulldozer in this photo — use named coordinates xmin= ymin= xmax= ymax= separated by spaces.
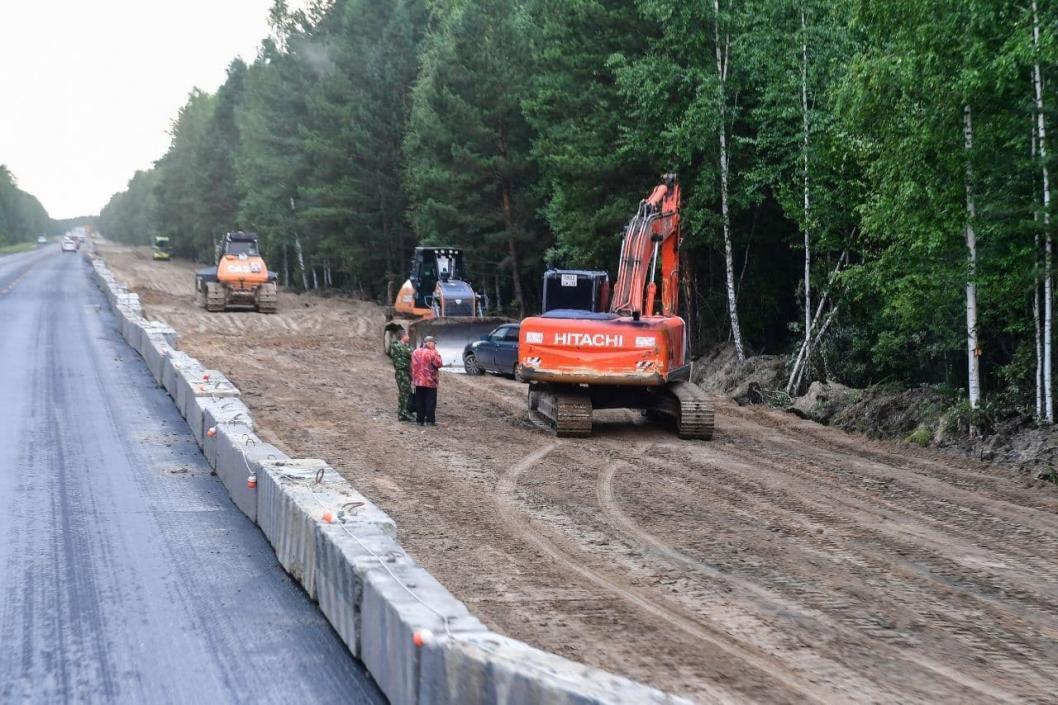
xmin=195 ymin=231 xmax=278 ymax=313
xmin=152 ymin=236 xmax=171 ymax=261
xmin=518 ymin=175 xmax=714 ymax=440
xmin=383 ymin=246 xmax=508 ymax=368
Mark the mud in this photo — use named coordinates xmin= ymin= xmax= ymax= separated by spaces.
xmin=101 ymin=241 xmax=1058 ymax=705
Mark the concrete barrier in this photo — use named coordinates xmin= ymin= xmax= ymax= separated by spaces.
xmin=175 ymin=367 xmax=240 ymax=420
xmin=315 ymin=525 xmax=415 ymax=658
xmin=142 ymin=334 xmax=173 ymax=385
xmin=201 ymin=398 xmax=255 ymax=466
xmin=361 ymin=563 xmax=485 ymax=705
xmin=162 ymin=350 xmax=196 ymax=401
xmin=185 ymin=396 xmax=251 ymax=449
xmin=256 ymin=459 xmax=397 ymax=600
xmin=419 ymin=632 xmax=695 ymax=705
xmin=213 ymin=426 xmax=285 ymax=522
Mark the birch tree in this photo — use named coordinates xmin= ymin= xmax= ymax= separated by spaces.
xmin=713 ymin=0 xmax=747 ymax=363
xmin=1031 ymin=0 xmax=1053 ymax=422
xmin=963 ymin=104 xmax=982 ymax=410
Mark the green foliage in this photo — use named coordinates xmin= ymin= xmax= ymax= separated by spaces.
xmin=0 ymin=165 xmax=50 ymax=246
xmin=95 ymin=0 xmax=1058 ymax=419
xmin=405 ymin=0 xmax=543 ymax=315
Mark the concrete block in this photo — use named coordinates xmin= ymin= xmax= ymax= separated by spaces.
xmin=213 ymin=426 xmax=285 ymax=522
xmin=140 ymin=318 xmax=179 ymax=348
xmin=315 ymin=525 xmax=414 ymax=658
xmin=186 ymin=396 xmax=250 ymax=449
xmin=362 ymin=563 xmax=485 ymax=705
xmin=142 ymin=334 xmax=173 ymax=385
xmin=256 ymin=459 xmax=397 ymax=600
xmin=201 ymin=398 xmax=254 ymax=465
xmin=162 ymin=350 xmax=196 ymax=401
xmin=419 ymin=632 xmax=695 ymax=705
xmin=175 ymin=366 xmax=239 ymax=419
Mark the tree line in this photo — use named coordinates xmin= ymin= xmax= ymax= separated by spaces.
xmin=0 ymin=165 xmax=50 ymax=247
xmin=99 ymin=0 xmax=1058 ymax=425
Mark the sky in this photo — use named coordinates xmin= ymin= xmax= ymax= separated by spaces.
xmin=0 ymin=1 xmax=302 ymax=219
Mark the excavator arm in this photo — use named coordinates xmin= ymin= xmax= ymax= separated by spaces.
xmin=609 ymin=174 xmax=681 ymax=319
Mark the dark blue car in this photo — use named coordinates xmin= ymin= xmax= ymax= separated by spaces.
xmin=463 ymin=324 xmax=520 ymax=376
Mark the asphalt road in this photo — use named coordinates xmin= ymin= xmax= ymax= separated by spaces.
xmin=0 ymin=247 xmax=386 ymax=704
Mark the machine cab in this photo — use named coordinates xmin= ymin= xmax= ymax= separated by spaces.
xmin=541 ymin=269 xmax=610 ymax=314
xmin=409 ymin=247 xmax=468 ymax=309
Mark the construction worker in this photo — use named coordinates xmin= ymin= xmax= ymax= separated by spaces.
xmin=389 ymin=331 xmax=414 ymax=421
xmin=411 ymin=336 xmax=444 ymax=426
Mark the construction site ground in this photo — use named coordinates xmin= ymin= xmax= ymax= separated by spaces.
xmin=100 ymin=241 xmax=1058 ymax=705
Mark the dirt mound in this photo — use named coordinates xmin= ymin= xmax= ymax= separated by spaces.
xmin=787 ymin=381 xmax=857 ymax=424
xmin=825 ymin=384 xmax=948 ymax=439
xmin=693 ymin=344 xmax=786 ymax=405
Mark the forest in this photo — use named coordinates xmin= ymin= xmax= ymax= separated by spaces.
xmin=98 ymin=0 xmax=1058 ymax=425
xmin=0 ymin=165 xmax=50 ymax=248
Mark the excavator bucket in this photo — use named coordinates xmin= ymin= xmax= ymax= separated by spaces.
xmin=408 ymin=317 xmax=511 ymax=371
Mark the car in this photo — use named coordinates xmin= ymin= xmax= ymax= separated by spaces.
xmin=463 ymin=323 xmax=520 ymax=376
xmin=60 ymin=238 xmax=77 ymax=253
xmin=36 ymin=236 xmax=47 ymax=245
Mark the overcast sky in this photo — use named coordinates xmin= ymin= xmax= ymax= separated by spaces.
xmin=1 ymin=1 xmax=299 ymax=219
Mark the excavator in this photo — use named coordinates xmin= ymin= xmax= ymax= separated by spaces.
xmin=195 ymin=231 xmax=278 ymax=313
xmin=517 ymin=175 xmax=714 ymax=439
xmin=383 ymin=246 xmax=509 ymax=367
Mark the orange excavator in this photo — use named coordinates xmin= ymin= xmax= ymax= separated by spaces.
xmin=517 ymin=175 xmax=714 ymax=439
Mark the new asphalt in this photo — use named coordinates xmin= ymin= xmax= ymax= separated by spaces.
xmin=0 ymin=246 xmax=386 ymax=704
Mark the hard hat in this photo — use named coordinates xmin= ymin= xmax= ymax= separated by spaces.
xmin=423 ymin=336 xmax=436 ymax=343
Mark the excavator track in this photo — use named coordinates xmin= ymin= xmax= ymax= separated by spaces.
xmin=256 ymin=282 xmax=278 ymax=314
xmin=529 ymin=386 xmax=593 ymax=438
xmin=204 ymin=282 xmax=227 ymax=312
xmin=670 ymin=381 xmax=715 ymax=440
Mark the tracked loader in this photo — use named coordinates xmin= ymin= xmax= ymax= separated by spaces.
xmin=195 ymin=232 xmax=278 ymax=313
xmin=383 ymin=246 xmax=509 ymax=368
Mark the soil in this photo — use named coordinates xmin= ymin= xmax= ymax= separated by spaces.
xmin=100 ymin=241 xmax=1058 ymax=705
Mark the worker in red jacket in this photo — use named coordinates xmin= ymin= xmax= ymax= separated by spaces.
xmin=410 ymin=336 xmax=444 ymax=426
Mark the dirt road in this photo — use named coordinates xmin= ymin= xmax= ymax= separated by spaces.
xmin=102 ymin=242 xmax=1058 ymax=704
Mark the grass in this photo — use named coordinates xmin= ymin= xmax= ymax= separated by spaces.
xmin=0 ymin=241 xmax=39 ymax=256
xmin=904 ymin=424 xmax=934 ymax=447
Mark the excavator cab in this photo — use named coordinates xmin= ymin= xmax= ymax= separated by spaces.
xmin=542 ymin=269 xmax=610 ymax=314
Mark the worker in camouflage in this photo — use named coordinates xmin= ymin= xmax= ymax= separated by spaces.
xmin=390 ymin=330 xmax=414 ymax=421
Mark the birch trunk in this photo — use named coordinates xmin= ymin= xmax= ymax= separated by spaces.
xmin=283 ymin=244 xmax=290 ymax=288
xmin=801 ymin=5 xmax=812 ymax=383
xmin=1036 ymin=280 xmax=1044 ymax=420
xmin=1032 ymin=0 xmax=1053 ymax=422
xmin=1033 ymin=120 xmax=1043 ymax=421
xmin=294 ymin=233 xmax=309 ymax=291
xmin=963 ymin=105 xmax=981 ymax=411
xmin=714 ymin=0 xmax=746 ymax=363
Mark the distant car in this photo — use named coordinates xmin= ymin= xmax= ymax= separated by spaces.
xmin=36 ymin=236 xmax=47 ymax=245
xmin=463 ymin=323 xmax=520 ymax=376
xmin=60 ymin=238 xmax=77 ymax=253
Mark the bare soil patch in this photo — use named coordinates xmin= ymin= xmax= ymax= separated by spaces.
xmin=101 ymin=241 xmax=1058 ymax=704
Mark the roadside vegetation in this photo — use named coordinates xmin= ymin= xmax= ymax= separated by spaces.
xmin=0 ymin=165 xmax=49 ymax=248
xmin=99 ymin=0 xmax=1058 ymax=434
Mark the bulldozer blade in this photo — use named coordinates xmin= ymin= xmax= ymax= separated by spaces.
xmin=408 ymin=317 xmax=511 ymax=371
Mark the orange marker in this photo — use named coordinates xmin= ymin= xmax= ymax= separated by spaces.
xmin=207 ymin=426 xmax=217 ymax=438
